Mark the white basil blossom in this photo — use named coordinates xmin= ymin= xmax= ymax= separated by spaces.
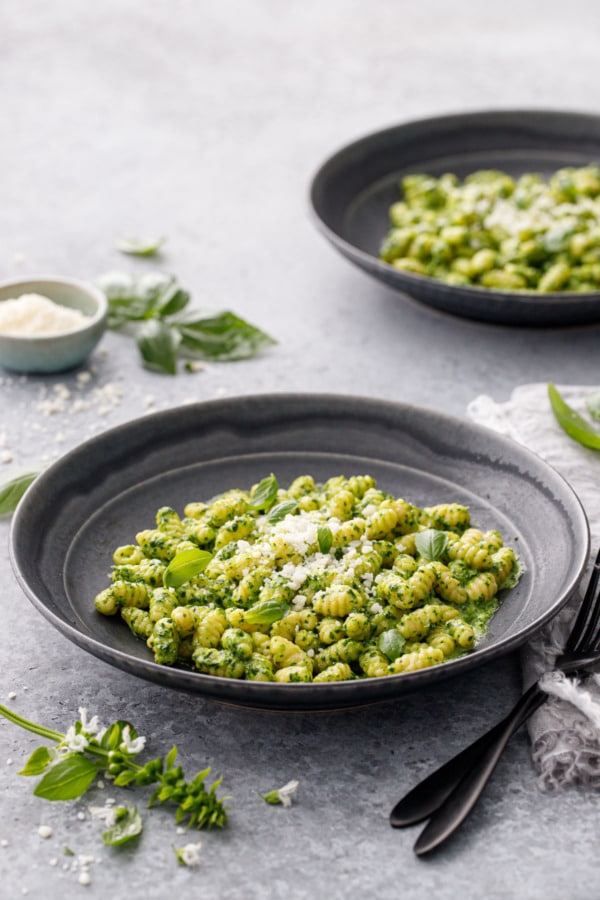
xmin=175 ymin=840 xmax=203 ymax=867
xmin=62 ymin=726 xmax=89 ymax=753
xmin=263 ymin=779 xmax=300 ymax=807
xmin=119 ymin=725 xmax=146 ymax=755
xmin=78 ymin=708 xmax=101 ymax=736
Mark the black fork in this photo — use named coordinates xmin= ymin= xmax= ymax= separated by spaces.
xmin=390 ymin=547 xmax=600 ymax=855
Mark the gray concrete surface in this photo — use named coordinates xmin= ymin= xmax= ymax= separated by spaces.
xmin=1 ymin=1 xmax=600 ymax=898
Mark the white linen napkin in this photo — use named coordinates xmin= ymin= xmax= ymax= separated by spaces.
xmin=467 ymin=383 xmax=600 ymax=791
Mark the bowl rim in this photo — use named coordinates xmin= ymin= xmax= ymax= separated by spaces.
xmin=0 ymin=274 xmax=108 ymax=340
xmin=308 ymin=106 xmax=600 ymax=306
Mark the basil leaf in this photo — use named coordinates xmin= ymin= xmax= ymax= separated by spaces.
xmin=137 ymin=319 xmax=180 ymax=375
xmin=157 ymin=286 xmax=190 ymax=318
xmin=117 ymin=236 xmax=166 ymax=256
xmin=19 ymin=746 xmax=53 ymax=776
xmin=164 ymin=549 xmax=213 ymax=589
xmin=0 ymin=470 xmax=41 ymax=516
xmin=317 ymin=526 xmax=333 ymax=554
xmin=173 ymin=310 xmax=276 ymax=361
xmin=414 ymin=528 xmax=449 ymax=561
xmin=249 ymin=474 xmax=278 ymax=511
xmin=102 ymin=805 xmax=143 ymax=846
xmin=245 ymin=599 xmax=290 ymax=625
xmin=267 ymin=500 xmax=298 ymax=523
xmin=585 ymin=391 xmax=600 ymax=423
xmin=33 ymin=754 xmax=99 ymax=801
xmin=548 ymin=382 xmax=600 ymax=450
xmin=378 ymin=629 xmax=406 ymax=662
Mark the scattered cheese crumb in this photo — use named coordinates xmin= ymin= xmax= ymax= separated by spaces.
xmin=38 ymin=825 xmax=53 ymax=839
xmin=1 ymin=450 xmax=13 ymax=464
xmin=0 ymin=839 xmax=8 ymax=847
xmin=7 ymin=692 xmax=16 ymax=700
xmin=78 ymin=872 xmax=91 ymax=886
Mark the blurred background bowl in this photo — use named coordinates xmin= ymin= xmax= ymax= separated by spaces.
xmin=0 ymin=276 xmax=108 ymax=373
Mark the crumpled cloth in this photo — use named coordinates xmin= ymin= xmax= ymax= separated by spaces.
xmin=467 ymin=383 xmax=600 ymax=791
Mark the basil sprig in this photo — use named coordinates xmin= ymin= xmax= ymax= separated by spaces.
xmin=414 ymin=528 xmax=449 ymax=561
xmin=548 ymin=383 xmax=600 ymax=450
xmin=97 ymin=271 xmax=275 ymax=374
xmin=164 ymin=548 xmax=213 ymax=588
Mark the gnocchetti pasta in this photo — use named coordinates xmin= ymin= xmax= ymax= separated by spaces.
xmin=380 ymin=166 xmax=600 ymax=292
xmin=94 ymin=474 xmax=520 ymax=683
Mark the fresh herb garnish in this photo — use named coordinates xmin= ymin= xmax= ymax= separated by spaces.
xmin=267 ymin=500 xmax=298 ymax=524
xmin=414 ymin=528 xmax=449 ymax=561
xmin=548 ymin=383 xmax=600 ymax=450
xmin=249 ymin=474 xmax=279 ymax=511
xmin=97 ymin=271 xmax=275 ymax=374
xmin=101 ymin=805 xmax=143 ymax=846
xmin=262 ymin=779 xmax=299 ymax=807
xmin=378 ymin=629 xmax=405 ymax=662
xmin=163 ymin=548 xmax=213 ymax=589
xmin=244 ymin=599 xmax=290 ymax=625
xmin=317 ymin=526 xmax=333 ymax=554
xmin=0 ymin=704 xmax=228 ymax=846
xmin=117 ymin=237 xmax=167 ymax=257
xmin=0 ymin=469 xmax=42 ymax=516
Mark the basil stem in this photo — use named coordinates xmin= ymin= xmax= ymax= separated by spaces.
xmin=548 ymin=382 xmax=600 ymax=450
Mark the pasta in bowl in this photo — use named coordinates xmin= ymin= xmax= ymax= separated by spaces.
xmin=94 ymin=472 xmax=520 ymax=684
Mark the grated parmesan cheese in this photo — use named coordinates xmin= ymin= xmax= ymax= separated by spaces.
xmin=0 ymin=294 xmax=88 ymax=336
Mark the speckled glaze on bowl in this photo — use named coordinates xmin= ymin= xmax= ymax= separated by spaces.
xmin=9 ymin=394 xmax=590 ymax=711
xmin=310 ymin=109 xmax=600 ymax=326
xmin=0 ymin=276 xmax=108 ymax=373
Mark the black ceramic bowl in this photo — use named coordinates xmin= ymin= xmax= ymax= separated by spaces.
xmin=310 ymin=109 xmax=600 ymax=327
xmin=9 ymin=394 xmax=589 ymax=710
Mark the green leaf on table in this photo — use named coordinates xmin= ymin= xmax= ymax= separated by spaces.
xmin=33 ymin=753 xmax=99 ymax=801
xmin=173 ymin=310 xmax=276 ymax=361
xmin=156 ymin=284 xmax=190 ymax=318
xmin=19 ymin=746 xmax=53 ymax=776
xmin=317 ymin=526 xmax=333 ymax=554
xmin=0 ymin=470 xmax=41 ymax=516
xmin=249 ymin=474 xmax=279 ymax=511
xmin=102 ymin=805 xmax=143 ymax=846
xmin=245 ymin=599 xmax=290 ymax=625
xmin=548 ymin=382 xmax=600 ymax=450
xmin=414 ymin=528 xmax=449 ymax=561
xmin=164 ymin=549 xmax=213 ymax=589
xmin=137 ymin=319 xmax=180 ymax=374
xmin=267 ymin=500 xmax=298 ymax=524
xmin=585 ymin=391 xmax=600 ymax=423
xmin=378 ymin=629 xmax=406 ymax=662
xmin=117 ymin=236 xmax=166 ymax=256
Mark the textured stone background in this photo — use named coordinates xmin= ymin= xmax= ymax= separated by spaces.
xmin=1 ymin=2 xmax=600 ymax=898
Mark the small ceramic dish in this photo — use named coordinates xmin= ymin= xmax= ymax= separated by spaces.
xmin=0 ymin=276 xmax=108 ymax=373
